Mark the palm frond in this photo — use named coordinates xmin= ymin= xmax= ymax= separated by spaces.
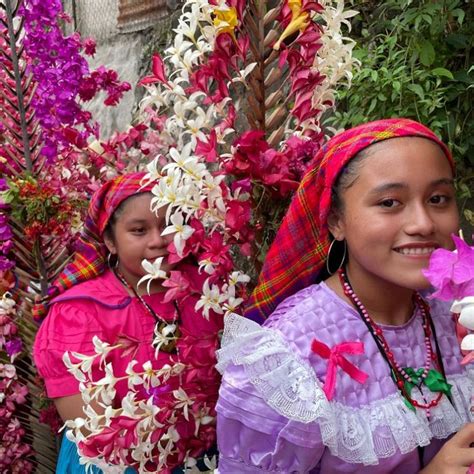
xmin=243 ymin=1 xmax=292 ymax=147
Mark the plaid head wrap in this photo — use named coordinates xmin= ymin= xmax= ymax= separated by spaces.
xmin=245 ymin=118 xmax=454 ymax=323
xmin=33 ymin=172 xmax=155 ymax=321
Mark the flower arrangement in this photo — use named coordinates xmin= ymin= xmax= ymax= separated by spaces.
xmin=62 ymin=0 xmax=358 ymax=471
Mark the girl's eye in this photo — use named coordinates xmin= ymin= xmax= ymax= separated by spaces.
xmin=429 ymin=194 xmax=449 ymax=205
xmin=131 ymin=228 xmax=146 ymax=234
xmin=379 ymin=199 xmax=400 ymax=208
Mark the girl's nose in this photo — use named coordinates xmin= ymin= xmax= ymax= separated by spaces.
xmin=404 ymin=203 xmax=436 ymax=236
xmin=148 ymin=227 xmax=169 ymax=247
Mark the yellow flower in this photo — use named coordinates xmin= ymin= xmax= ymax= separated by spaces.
xmin=274 ymin=0 xmax=310 ymax=50
xmin=212 ymin=6 xmax=238 ymax=41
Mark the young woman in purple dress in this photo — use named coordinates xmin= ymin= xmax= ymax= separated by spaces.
xmin=216 ymin=118 xmax=474 ymax=473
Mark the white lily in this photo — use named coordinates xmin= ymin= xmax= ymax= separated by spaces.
xmin=161 ymin=212 xmax=195 ymax=255
xmin=195 ymin=279 xmax=225 ymax=319
xmin=137 ymin=257 xmax=168 ymax=295
xmin=173 ymin=387 xmax=194 ymax=421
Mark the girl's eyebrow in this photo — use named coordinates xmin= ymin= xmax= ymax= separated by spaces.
xmin=369 ymin=178 xmax=454 ymax=195
xmin=126 ymin=218 xmax=149 ymax=225
xmin=431 ymin=178 xmax=455 ymax=187
xmin=369 ymin=182 xmax=407 ymax=195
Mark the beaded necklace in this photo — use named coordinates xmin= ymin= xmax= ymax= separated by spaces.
xmin=114 ymin=268 xmax=181 ymax=353
xmin=337 ymin=268 xmax=451 ymax=417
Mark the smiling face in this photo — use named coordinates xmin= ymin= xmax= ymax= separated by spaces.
xmin=328 ymin=136 xmax=459 ymax=293
xmin=104 ymin=193 xmax=175 ymax=293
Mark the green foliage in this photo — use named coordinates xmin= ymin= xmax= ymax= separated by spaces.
xmin=328 ymin=0 xmax=474 ymax=230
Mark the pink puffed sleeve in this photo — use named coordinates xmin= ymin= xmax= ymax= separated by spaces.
xmin=33 ymin=300 xmax=103 ymax=398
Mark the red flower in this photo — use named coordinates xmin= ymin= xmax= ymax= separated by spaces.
xmin=139 ymin=53 xmax=169 ymax=86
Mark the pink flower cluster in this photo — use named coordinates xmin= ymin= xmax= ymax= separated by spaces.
xmin=0 ymin=297 xmax=33 ymax=473
xmin=224 ymin=131 xmax=320 ymax=197
xmin=423 ymin=235 xmax=474 ymax=300
xmin=19 ymin=0 xmax=131 ymax=160
xmin=0 ymin=179 xmax=14 ymax=273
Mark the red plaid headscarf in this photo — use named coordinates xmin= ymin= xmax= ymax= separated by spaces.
xmin=245 ymin=118 xmax=454 ymax=323
xmin=33 ymin=172 xmax=155 ymax=321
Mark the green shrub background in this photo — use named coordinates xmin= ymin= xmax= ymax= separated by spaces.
xmin=329 ymin=0 xmax=473 ymax=236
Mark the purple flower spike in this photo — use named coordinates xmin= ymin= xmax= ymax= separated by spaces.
xmin=423 ymin=235 xmax=474 ymax=300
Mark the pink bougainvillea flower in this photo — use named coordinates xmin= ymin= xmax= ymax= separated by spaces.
xmin=162 ymin=271 xmax=192 ymax=303
xmin=5 ymin=338 xmax=22 ymax=360
xmin=195 ymin=129 xmax=218 ymax=162
xmin=422 ymin=235 xmax=474 ymax=300
xmin=139 ymin=53 xmax=169 ymax=86
xmin=291 ymin=90 xmax=315 ymax=122
xmin=230 ymin=178 xmax=252 ymax=194
xmin=83 ymin=38 xmax=96 ymax=56
xmin=225 ymin=199 xmax=251 ymax=234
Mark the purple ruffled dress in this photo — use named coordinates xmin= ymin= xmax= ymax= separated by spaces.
xmin=216 ymin=282 xmax=474 ymax=473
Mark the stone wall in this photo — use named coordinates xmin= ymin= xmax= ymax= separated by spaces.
xmin=62 ymin=0 xmax=178 ymax=139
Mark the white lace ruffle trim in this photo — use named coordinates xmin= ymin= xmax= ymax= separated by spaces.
xmin=216 ymin=313 xmax=474 ymax=466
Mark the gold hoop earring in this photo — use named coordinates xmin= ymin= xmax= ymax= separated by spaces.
xmin=107 ymin=253 xmax=119 ymax=269
xmin=326 ymin=239 xmax=347 ymax=275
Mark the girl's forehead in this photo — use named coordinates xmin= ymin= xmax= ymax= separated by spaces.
xmin=118 ymin=193 xmax=166 ymax=221
xmin=117 ymin=193 xmax=153 ymax=215
xmin=350 ymin=137 xmax=453 ymax=186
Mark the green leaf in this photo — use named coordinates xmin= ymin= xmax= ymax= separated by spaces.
xmin=446 ymin=33 xmax=468 ymax=50
xmin=407 ymin=83 xmax=425 ymax=99
xmin=418 ymin=39 xmax=435 ymax=66
xmin=451 ymin=8 xmax=465 ymax=26
xmin=431 ymin=68 xmax=454 ymax=80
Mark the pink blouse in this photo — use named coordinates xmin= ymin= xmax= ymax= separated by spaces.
xmin=34 ymin=266 xmax=222 ymax=401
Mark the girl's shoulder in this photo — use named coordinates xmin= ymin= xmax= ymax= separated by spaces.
xmin=264 ymin=281 xmax=359 ymax=336
xmin=50 ymin=269 xmax=131 ymax=310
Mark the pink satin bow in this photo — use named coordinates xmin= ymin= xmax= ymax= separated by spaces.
xmin=311 ymin=339 xmax=369 ymax=400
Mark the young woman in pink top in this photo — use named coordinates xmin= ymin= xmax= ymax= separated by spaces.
xmin=34 ymin=172 xmax=221 ymax=473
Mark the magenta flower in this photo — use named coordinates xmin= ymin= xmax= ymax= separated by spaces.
xmin=5 ymin=339 xmax=23 ymax=360
xmin=422 ymin=235 xmax=474 ymax=300
xmin=162 ymin=271 xmax=192 ymax=303
xmin=0 ymin=256 xmax=14 ymax=272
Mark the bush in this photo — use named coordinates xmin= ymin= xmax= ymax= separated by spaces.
xmin=328 ymin=0 xmax=474 ymax=233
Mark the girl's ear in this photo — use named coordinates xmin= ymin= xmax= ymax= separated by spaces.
xmin=327 ymin=211 xmax=345 ymax=242
xmin=103 ymin=232 xmax=117 ymax=255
